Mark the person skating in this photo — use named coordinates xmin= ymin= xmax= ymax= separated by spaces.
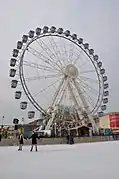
xmin=0 ymin=133 xmax=2 ymax=142
xmin=29 ymin=131 xmax=39 ymax=152
xmin=18 ymin=132 xmax=24 ymax=151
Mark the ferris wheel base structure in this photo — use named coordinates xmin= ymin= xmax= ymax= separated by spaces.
xmin=9 ymin=25 xmax=109 ymax=135
xmin=35 ymin=113 xmax=99 ymax=135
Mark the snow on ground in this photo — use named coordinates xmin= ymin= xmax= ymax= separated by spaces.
xmin=0 ymin=141 xmax=119 ymax=179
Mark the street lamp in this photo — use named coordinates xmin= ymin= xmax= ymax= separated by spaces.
xmin=21 ymin=118 xmax=24 ymax=125
xmin=1 ymin=116 xmax=4 ymax=128
xmin=59 ymin=126 xmax=62 ymax=137
xmin=54 ymin=123 xmax=57 ymax=137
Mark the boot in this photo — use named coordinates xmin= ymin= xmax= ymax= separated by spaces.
xmin=35 ymin=145 xmax=38 ymax=152
xmin=30 ymin=145 xmax=33 ymax=152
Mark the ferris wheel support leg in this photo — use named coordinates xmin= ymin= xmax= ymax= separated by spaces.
xmin=73 ymin=80 xmax=90 ymax=112
xmin=51 ymin=77 xmax=65 ymax=107
xmin=57 ymin=78 xmax=69 ymax=105
xmin=45 ymin=113 xmax=56 ymax=130
xmin=73 ymin=80 xmax=99 ymax=134
xmin=67 ymin=80 xmax=84 ymax=122
xmin=46 ymin=78 xmax=68 ymax=130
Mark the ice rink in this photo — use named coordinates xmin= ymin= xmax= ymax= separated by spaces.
xmin=0 ymin=141 xmax=119 ymax=179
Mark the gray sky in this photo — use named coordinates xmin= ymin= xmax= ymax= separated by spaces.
xmin=0 ymin=0 xmax=118 ymax=124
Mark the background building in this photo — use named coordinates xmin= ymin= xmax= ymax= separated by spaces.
xmin=99 ymin=112 xmax=119 ymax=129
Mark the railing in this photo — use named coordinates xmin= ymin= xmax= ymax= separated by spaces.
xmin=0 ymin=135 xmax=118 ymax=146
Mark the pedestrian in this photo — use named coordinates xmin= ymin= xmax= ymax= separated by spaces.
xmin=66 ymin=134 xmax=74 ymax=145
xmin=18 ymin=132 xmax=24 ymax=151
xmin=70 ymin=134 xmax=74 ymax=144
xmin=29 ymin=131 xmax=39 ymax=152
xmin=66 ymin=134 xmax=69 ymax=144
xmin=0 ymin=133 xmax=2 ymax=142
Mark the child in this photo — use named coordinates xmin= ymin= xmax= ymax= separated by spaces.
xmin=18 ymin=132 xmax=24 ymax=151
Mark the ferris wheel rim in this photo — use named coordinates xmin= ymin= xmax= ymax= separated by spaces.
xmin=18 ymin=32 xmax=104 ymax=115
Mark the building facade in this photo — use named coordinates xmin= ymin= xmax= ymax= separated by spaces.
xmin=99 ymin=112 xmax=119 ymax=129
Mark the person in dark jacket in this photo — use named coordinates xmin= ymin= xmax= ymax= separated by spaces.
xmin=0 ymin=133 xmax=2 ymax=142
xmin=66 ymin=134 xmax=74 ymax=145
xmin=29 ymin=131 xmax=39 ymax=152
xmin=18 ymin=133 xmax=24 ymax=151
xmin=70 ymin=135 xmax=74 ymax=144
xmin=66 ymin=134 xmax=69 ymax=144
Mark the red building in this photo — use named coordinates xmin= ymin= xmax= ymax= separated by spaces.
xmin=99 ymin=112 xmax=119 ymax=129
xmin=109 ymin=113 xmax=119 ymax=128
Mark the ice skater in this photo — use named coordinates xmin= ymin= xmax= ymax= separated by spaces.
xmin=29 ymin=131 xmax=39 ymax=152
xmin=18 ymin=132 xmax=24 ymax=151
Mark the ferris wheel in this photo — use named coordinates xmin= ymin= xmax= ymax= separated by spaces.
xmin=9 ymin=25 xmax=109 ymax=133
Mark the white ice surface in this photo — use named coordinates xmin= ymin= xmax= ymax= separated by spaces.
xmin=0 ymin=141 xmax=119 ymax=179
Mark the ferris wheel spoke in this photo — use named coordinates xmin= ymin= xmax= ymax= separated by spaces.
xmin=24 ymin=60 xmax=58 ymax=71
xmin=51 ymin=36 xmax=62 ymax=56
xmin=75 ymin=80 xmax=96 ymax=113
xmin=25 ymin=74 xmax=62 ymax=81
xmin=27 ymin=46 xmax=50 ymax=65
xmin=77 ymin=78 xmax=99 ymax=96
xmin=48 ymin=36 xmax=59 ymax=56
xmin=23 ymin=60 xmax=59 ymax=73
xmin=37 ymin=38 xmax=63 ymax=71
xmin=27 ymin=46 xmax=61 ymax=72
xmin=33 ymin=79 xmax=62 ymax=97
xmin=36 ymin=38 xmax=56 ymax=60
xmin=76 ymin=50 xmax=92 ymax=68
xmin=68 ymin=42 xmax=74 ymax=63
xmin=61 ymin=38 xmax=69 ymax=65
xmin=48 ymin=36 xmax=64 ymax=68
xmin=62 ymin=40 xmax=68 ymax=59
xmin=80 ymin=83 xmax=98 ymax=96
xmin=82 ymin=94 xmax=94 ymax=110
xmin=72 ymin=79 xmax=91 ymax=112
xmin=78 ymin=58 xmax=91 ymax=69
xmin=79 ymin=84 xmax=95 ymax=109
xmin=80 ymin=76 xmax=99 ymax=84
xmin=80 ymin=70 xmax=96 ymax=74
xmin=73 ymin=48 xmax=83 ymax=64
xmin=74 ymin=81 xmax=94 ymax=111
xmin=57 ymin=37 xmax=68 ymax=66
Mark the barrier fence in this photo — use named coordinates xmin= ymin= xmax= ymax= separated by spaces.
xmin=0 ymin=135 xmax=118 ymax=146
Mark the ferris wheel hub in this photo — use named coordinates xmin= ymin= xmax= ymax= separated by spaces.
xmin=65 ymin=64 xmax=78 ymax=78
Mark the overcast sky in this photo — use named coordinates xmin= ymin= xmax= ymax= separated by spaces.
xmin=0 ymin=0 xmax=118 ymax=124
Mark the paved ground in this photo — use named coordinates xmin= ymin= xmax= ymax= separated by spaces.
xmin=0 ymin=141 xmax=119 ymax=179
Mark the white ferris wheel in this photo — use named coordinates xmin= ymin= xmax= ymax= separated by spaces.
xmin=9 ymin=26 xmax=109 ymax=133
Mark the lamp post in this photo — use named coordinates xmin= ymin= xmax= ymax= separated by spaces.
xmin=54 ymin=123 xmax=57 ymax=137
xmin=21 ymin=118 xmax=24 ymax=133
xmin=21 ymin=118 xmax=24 ymax=125
xmin=59 ymin=126 xmax=62 ymax=137
xmin=1 ymin=116 xmax=4 ymax=128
